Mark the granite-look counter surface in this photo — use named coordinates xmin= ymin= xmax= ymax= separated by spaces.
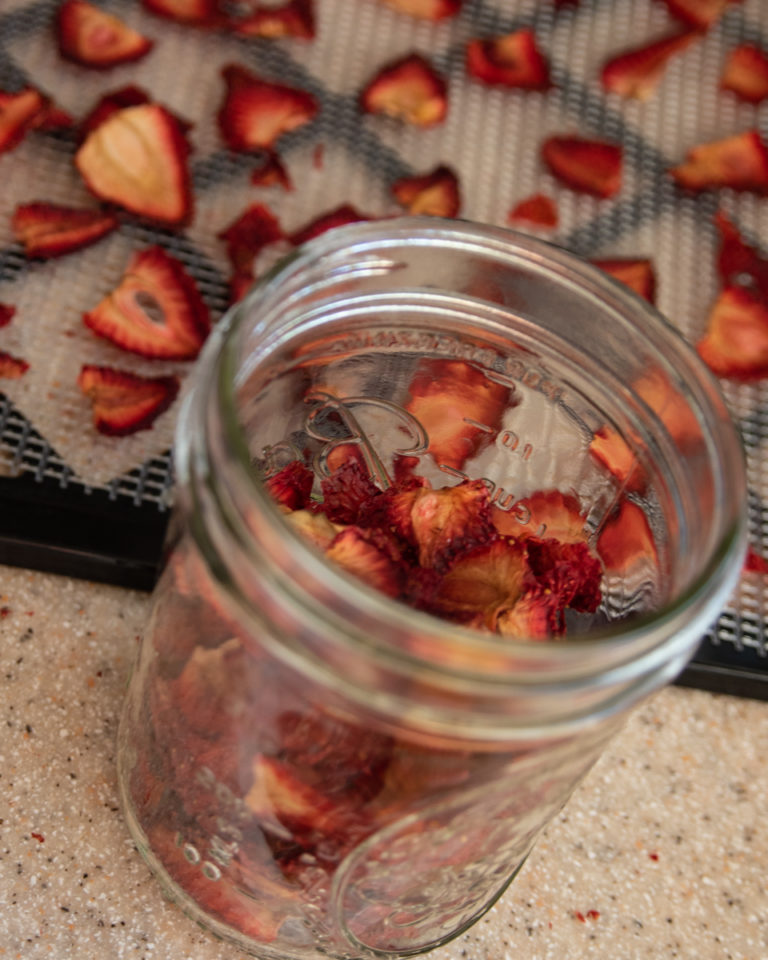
xmin=0 ymin=563 xmax=765 ymax=960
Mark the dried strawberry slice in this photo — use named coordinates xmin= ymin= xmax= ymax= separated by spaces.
xmin=525 ymin=538 xmax=602 ymax=615
xmin=495 ymin=489 xmax=587 ymax=543
xmin=360 ymin=54 xmax=448 ymax=127
xmin=141 ymin=0 xmax=223 ymax=26
xmin=83 ymin=246 xmax=210 ymax=360
xmin=325 ymin=527 xmax=403 ymax=597
xmin=288 ymin=205 xmax=369 ymax=245
xmin=12 ymin=202 xmax=119 ymax=258
xmin=0 ymin=304 xmax=16 ymax=328
xmin=233 ymin=0 xmax=315 ymax=38
xmin=320 ymin=459 xmax=381 ymax=525
xmin=285 ymin=509 xmax=340 ymax=551
xmin=661 ymin=0 xmax=739 ymax=28
xmin=405 ymin=481 xmax=496 ymax=570
xmin=0 ymin=87 xmax=49 ymax=154
xmin=229 ymin=270 xmax=255 ymax=304
xmin=218 ymin=203 xmax=284 ymax=275
xmin=495 ymin=588 xmax=562 ymax=639
xmin=589 ymin=426 xmax=645 ymax=493
xmin=670 ymin=130 xmax=768 ymax=194
xmin=57 ymin=0 xmax=154 ymax=69
xmin=79 ymin=85 xmax=152 ymax=139
xmin=251 ymin=152 xmax=293 ymax=190
xmin=465 ymin=29 xmax=552 ymax=91
xmin=542 ymin=136 xmax=623 ymax=198
xmin=405 ymin=358 xmax=511 ymax=470
xmin=590 ymin=258 xmax=657 ymax=303
xmin=714 ymin=210 xmax=768 ymax=300
xmin=721 ymin=44 xmax=768 ymax=103
xmin=695 ymin=286 xmax=768 ymax=380
xmin=77 ymin=364 xmax=179 ymax=435
xmin=75 ymin=103 xmax=193 ymax=224
xmin=380 ymin=0 xmax=462 ymax=18
xmin=265 ymin=460 xmax=314 ymax=510
xmin=507 ymin=193 xmax=558 ymax=228
xmin=218 ymin=64 xmax=319 ymax=152
xmin=744 ymin=548 xmax=768 ymax=575
xmin=597 ymin=499 xmax=657 ymax=574
xmin=601 ymin=29 xmax=698 ymax=100
xmin=391 ymin=165 xmax=460 ymax=217
xmin=0 ymin=351 xmax=29 ymax=380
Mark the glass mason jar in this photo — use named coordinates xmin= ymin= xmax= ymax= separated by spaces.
xmin=117 ymin=218 xmax=746 ymax=960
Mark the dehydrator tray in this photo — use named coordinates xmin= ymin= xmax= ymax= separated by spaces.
xmin=1 ymin=0 xmax=766 ymax=697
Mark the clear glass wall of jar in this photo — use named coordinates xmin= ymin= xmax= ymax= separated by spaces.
xmin=117 ymin=219 xmax=746 ymax=960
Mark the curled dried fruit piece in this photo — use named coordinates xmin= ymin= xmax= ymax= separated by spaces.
xmin=525 ymin=538 xmax=602 ymax=616
xmin=507 ymin=193 xmax=558 ymax=228
xmin=233 ymin=0 xmax=315 ymax=38
xmin=597 ymin=498 xmax=657 ymax=574
xmin=265 ymin=460 xmax=314 ymax=510
xmin=495 ymin=490 xmax=587 ymax=543
xmin=721 ymin=45 xmax=768 ymax=104
xmin=542 ymin=136 xmax=623 ymax=198
xmin=404 ymin=481 xmax=496 ymax=570
xmin=12 ymin=202 xmax=119 ymax=258
xmin=218 ymin=64 xmax=319 ymax=152
xmin=251 ymin=153 xmax=293 ymax=190
xmin=0 ymin=351 xmax=29 ymax=379
xmin=83 ymin=246 xmax=210 ymax=360
xmin=289 ymin=205 xmax=369 ymax=245
xmin=77 ymin=364 xmax=179 ymax=435
xmin=670 ymin=130 xmax=768 ymax=194
xmin=714 ymin=210 xmax=768 ymax=300
xmin=141 ymin=0 xmax=223 ymax=26
xmin=75 ymin=103 xmax=193 ymax=224
xmin=391 ymin=165 xmax=460 ymax=217
xmin=466 ymin=29 xmax=551 ymax=91
xmin=661 ymin=0 xmax=739 ymax=28
xmin=0 ymin=304 xmax=16 ymax=328
xmin=218 ymin=203 xmax=284 ymax=276
xmin=57 ymin=0 xmax=154 ymax=69
xmin=696 ymin=286 xmax=768 ymax=380
xmin=590 ymin=258 xmax=657 ymax=304
xmin=326 ymin=527 xmax=403 ymax=597
xmin=0 ymin=87 xmax=49 ymax=154
xmin=601 ymin=29 xmax=698 ymax=100
xmin=360 ymin=54 xmax=447 ymax=127
xmin=380 ymin=0 xmax=462 ymax=18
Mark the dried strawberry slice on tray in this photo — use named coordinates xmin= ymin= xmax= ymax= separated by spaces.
xmin=391 ymin=165 xmax=460 ymax=217
xmin=218 ymin=203 xmax=284 ymax=275
xmin=83 ymin=246 xmax=210 ymax=360
xmin=75 ymin=103 xmax=193 ymax=224
xmin=714 ymin=210 xmax=768 ymax=300
xmin=0 ymin=304 xmax=16 ymax=328
xmin=77 ymin=365 xmax=179 ymax=435
xmin=542 ymin=136 xmax=623 ymax=198
xmin=141 ymin=0 xmax=223 ymax=26
xmin=360 ymin=54 xmax=448 ymax=127
xmin=600 ymin=29 xmax=699 ymax=100
xmin=12 ymin=202 xmax=119 ymax=259
xmin=695 ymin=286 xmax=768 ymax=380
xmin=466 ymin=29 xmax=552 ymax=90
xmin=380 ymin=0 xmax=462 ymax=18
xmin=289 ymin=205 xmax=370 ymax=245
xmin=661 ymin=0 xmax=740 ymax=28
xmin=507 ymin=193 xmax=558 ymax=228
xmin=57 ymin=0 xmax=154 ymax=69
xmin=670 ymin=130 xmax=768 ymax=194
xmin=218 ymin=64 xmax=319 ymax=152
xmin=0 ymin=87 xmax=50 ymax=154
xmin=590 ymin=258 xmax=657 ymax=303
xmin=232 ymin=0 xmax=315 ymax=38
xmin=79 ymin=85 xmax=152 ymax=139
xmin=721 ymin=44 xmax=768 ymax=103
xmin=251 ymin=152 xmax=293 ymax=190
xmin=0 ymin=351 xmax=29 ymax=380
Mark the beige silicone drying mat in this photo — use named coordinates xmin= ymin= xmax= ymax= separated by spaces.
xmin=0 ymin=0 xmax=766 ymax=693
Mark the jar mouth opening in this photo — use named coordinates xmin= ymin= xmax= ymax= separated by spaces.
xmin=211 ymin=217 xmax=747 ymax=686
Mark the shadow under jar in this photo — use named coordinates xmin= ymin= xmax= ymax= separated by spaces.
xmin=117 ymin=219 xmax=746 ymax=960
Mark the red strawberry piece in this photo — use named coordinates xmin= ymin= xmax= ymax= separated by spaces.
xmin=79 ymin=85 xmax=152 ymax=139
xmin=0 ymin=351 xmax=29 ymax=379
xmin=12 ymin=202 xmax=119 ymax=258
xmin=590 ymin=257 xmax=657 ymax=303
xmin=721 ymin=44 xmax=768 ymax=104
xmin=507 ymin=193 xmax=558 ymax=228
xmin=379 ymin=0 xmax=462 ymax=18
xmin=542 ymin=135 xmax=623 ymax=198
xmin=696 ymin=285 xmax=768 ymax=380
xmin=669 ymin=130 xmax=768 ymax=194
xmin=0 ymin=87 xmax=49 ymax=154
xmin=714 ymin=210 xmax=768 ymax=300
xmin=589 ymin=426 xmax=645 ymax=493
xmin=661 ymin=0 xmax=740 ymax=29
xmin=265 ymin=460 xmax=314 ymax=510
xmin=405 ymin=358 xmax=512 ymax=471
xmin=218 ymin=203 xmax=284 ymax=276
xmin=744 ymin=548 xmax=768 ymax=574
xmin=360 ymin=54 xmax=448 ymax=127
xmin=77 ymin=364 xmax=179 ymax=435
xmin=391 ymin=164 xmax=460 ymax=217
xmin=141 ymin=0 xmax=223 ymax=27
xmin=251 ymin=152 xmax=293 ymax=190
xmin=0 ymin=304 xmax=16 ymax=328
xmin=405 ymin=480 xmax=496 ymax=570
xmin=218 ymin=64 xmax=319 ymax=152
xmin=76 ymin=103 xmax=193 ymax=224
xmin=229 ymin=270 xmax=255 ymax=304
xmin=525 ymin=538 xmax=602 ymax=615
xmin=233 ymin=0 xmax=315 ymax=38
xmin=466 ymin=28 xmax=552 ymax=91
xmin=83 ymin=246 xmax=210 ymax=360
xmin=601 ymin=29 xmax=699 ymax=100
xmin=320 ymin=459 xmax=381 ymax=525
xmin=325 ymin=526 xmax=404 ymax=597
xmin=57 ymin=0 xmax=154 ymax=69
xmin=288 ymin=204 xmax=369 ymax=245
xmin=495 ymin=489 xmax=587 ymax=543
xmin=597 ymin=499 xmax=657 ymax=574
xmin=285 ymin=508 xmax=340 ymax=551
xmin=495 ymin=588 xmax=563 ymax=640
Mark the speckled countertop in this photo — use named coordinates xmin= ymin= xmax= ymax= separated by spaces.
xmin=0 ymin=562 xmax=766 ymax=960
